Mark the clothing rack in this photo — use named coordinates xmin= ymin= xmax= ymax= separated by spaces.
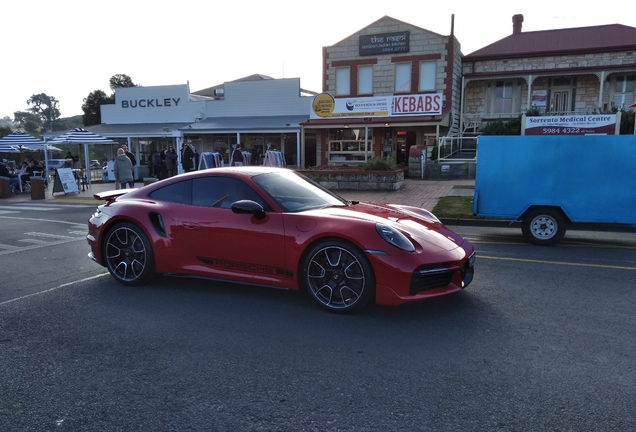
xmin=199 ymin=152 xmax=223 ymax=169
xmin=263 ymin=150 xmax=286 ymax=167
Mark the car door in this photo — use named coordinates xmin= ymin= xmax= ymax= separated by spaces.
xmin=179 ymin=176 xmax=291 ymax=287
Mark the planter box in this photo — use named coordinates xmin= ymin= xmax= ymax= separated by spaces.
xmin=298 ymin=168 xmax=406 ymax=191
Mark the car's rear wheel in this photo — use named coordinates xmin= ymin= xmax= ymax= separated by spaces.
xmin=104 ymin=222 xmax=155 ymax=285
xmin=302 ymin=239 xmax=375 ymax=312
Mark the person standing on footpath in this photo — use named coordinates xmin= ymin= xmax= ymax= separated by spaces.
xmin=152 ymin=150 xmax=163 ymax=178
xmin=113 ymin=148 xmax=134 ymax=189
xmin=181 ymin=140 xmax=194 ymax=172
xmin=122 ymin=144 xmax=136 ymax=166
xmin=231 ymin=143 xmax=245 ymax=166
xmin=192 ymin=146 xmax=200 ymax=171
xmin=164 ymin=145 xmax=178 ymax=177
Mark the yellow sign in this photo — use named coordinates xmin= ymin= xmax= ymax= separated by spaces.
xmin=312 ymin=93 xmax=335 ymax=117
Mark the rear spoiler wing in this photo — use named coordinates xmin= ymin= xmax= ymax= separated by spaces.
xmin=93 ymin=188 xmax=138 ymax=204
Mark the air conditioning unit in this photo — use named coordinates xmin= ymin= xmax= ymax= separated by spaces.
xmin=214 ymin=88 xmax=224 ymax=96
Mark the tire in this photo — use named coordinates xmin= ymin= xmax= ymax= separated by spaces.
xmin=522 ymin=208 xmax=566 ymax=246
xmin=104 ymin=222 xmax=155 ymax=285
xmin=302 ymin=239 xmax=375 ymax=312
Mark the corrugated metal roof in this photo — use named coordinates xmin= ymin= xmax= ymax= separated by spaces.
xmin=465 ymin=24 xmax=636 ymax=59
xmin=80 ymin=123 xmax=192 ymax=137
xmin=185 ymin=115 xmax=308 ymax=131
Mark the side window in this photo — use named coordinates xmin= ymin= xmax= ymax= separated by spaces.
xmin=395 ymin=62 xmax=411 ymax=92
xmin=192 ymin=176 xmax=270 ymax=210
xmin=335 ymin=67 xmax=350 ymax=96
xmin=148 ymin=179 xmax=192 ymax=204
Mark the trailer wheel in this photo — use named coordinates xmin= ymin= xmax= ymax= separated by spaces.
xmin=522 ymin=208 xmax=566 ymax=246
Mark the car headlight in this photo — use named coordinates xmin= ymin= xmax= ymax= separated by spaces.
xmin=375 ymin=223 xmax=415 ymax=252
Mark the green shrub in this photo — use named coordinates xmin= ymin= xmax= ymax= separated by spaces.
xmin=363 ymin=156 xmax=398 ymax=171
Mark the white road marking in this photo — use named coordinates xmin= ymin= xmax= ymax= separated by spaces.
xmin=24 ymin=232 xmax=78 ymax=240
xmin=18 ymin=239 xmax=53 ymax=245
xmin=0 ymin=273 xmax=110 ymax=306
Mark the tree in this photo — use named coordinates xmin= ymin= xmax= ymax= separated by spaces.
xmin=0 ymin=125 xmax=12 ymax=138
xmin=82 ymin=90 xmax=114 ymax=126
xmin=13 ymin=111 xmax=43 ymax=129
xmin=109 ymin=74 xmax=139 ymax=91
xmin=81 ymin=74 xmax=138 ymax=126
xmin=26 ymin=93 xmax=60 ymax=131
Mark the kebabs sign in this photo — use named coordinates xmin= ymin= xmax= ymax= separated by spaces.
xmin=310 ymin=93 xmax=443 ymax=119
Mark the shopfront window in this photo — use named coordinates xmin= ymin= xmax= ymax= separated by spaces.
xmin=327 ymin=128 xmax=374 ymax=165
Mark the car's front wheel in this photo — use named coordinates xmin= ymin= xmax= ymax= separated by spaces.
xmin=302 ymin=239 xmax=375 ymax=312
xmin=104 ymin=222 xmax=155 ymax=285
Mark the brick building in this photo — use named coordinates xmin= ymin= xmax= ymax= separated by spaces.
xmin=301 ymin=15 xmax=463 ymax=168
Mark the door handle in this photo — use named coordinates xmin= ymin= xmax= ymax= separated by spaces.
xmin=182 ymin=221 xmax=200 ymax=230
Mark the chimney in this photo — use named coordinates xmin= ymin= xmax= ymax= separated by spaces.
xmin=512 ymin=14 xmax=524 ymax=34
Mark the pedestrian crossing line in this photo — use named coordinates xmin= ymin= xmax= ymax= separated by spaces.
xmin=24 ymin=232 xmax=80 ymax=240
xmin=0 ymin=211 xmax=19 ymax=215
xmin=18 ymin=239 xmax=53 ymax=245
xmin=0 ymin=205 xmax=62 ymax=211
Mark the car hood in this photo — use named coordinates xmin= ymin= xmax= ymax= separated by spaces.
xmin=311 ymin=202 xmax=466 ymax=253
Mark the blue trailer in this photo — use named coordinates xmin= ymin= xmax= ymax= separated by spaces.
xmin=472 ymin=135 xmax=636 ymax=245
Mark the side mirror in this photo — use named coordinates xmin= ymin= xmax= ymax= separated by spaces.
xmin=231 ymin=200 xmax=267 ymax=220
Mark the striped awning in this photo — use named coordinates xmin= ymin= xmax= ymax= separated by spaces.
xmin=48 ymin=127 xmax=116 ymax=145
xmin=0 ymin=130 xmax=45 ymax=146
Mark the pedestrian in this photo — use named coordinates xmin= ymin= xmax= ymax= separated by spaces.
xmin=151 ymin=150 xmax=163 ymax=178
xmin=0 ymin=158 xmax=20 ymax=193
xmin=113 ymin=148 xmax=134 ymax=189
xmin=231 ymin=143 xmax=245 ymax=166
xmin=192 ymin=146 xmax=200 ymax=171
xmin=164 ymin=145 xmax=178 ymax=177
xmin=181 ymin=140 xmax=194 ymax=172
xmin=122 ymin=145 xmax=136 ymax=166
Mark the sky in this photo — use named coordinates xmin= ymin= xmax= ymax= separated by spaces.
xmin=2 ymin=0 xmax=634 ymax=120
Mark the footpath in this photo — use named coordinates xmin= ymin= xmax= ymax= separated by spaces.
xmin=0 ymin=179 xmax=478 ymax=225
xmin=5 ymin=178 xmax=476 ymax=210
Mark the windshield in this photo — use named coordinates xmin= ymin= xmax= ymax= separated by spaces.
xmin=252 ymin=170 xmax=348 ymax=212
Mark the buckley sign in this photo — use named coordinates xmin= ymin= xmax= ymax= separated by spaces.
xmin=121 ymin=98 xmax=181 ymax=109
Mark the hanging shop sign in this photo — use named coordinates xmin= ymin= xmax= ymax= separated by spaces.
xmin=359 ymin=31 xmax=410 ymax=56
xmin=310 ymin=93 xmax=442 ymax=119
xmin=524 ymin=114 xmax=617 ymax=135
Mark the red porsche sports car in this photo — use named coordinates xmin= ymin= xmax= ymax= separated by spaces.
xmin=87 ymin=167 xmax=475 ymax=312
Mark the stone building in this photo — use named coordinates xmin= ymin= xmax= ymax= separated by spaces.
xmin=461 ymin=14 xmax=636 ymax=134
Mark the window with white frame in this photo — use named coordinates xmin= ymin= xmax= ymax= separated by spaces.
xmin=335 ymin=67 xmax=350 ymax=96
xmin=612 ymin=75 xmax=635 ymax=109
xmin=395 ymin=63 xmax=411 ymax=92
xmin=358 ymin=65 xmax=373 ymax=95
xmin=419 ymin=61 xmax=436 ymax=91
xmin=485 ymin=81 xmax=522 ymax=115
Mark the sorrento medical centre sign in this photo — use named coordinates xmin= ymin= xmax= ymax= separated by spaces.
xmin=524 ymin=114 xmax=618 ymax=135
xmin=310 ymin=93 xmax=442 ymax=119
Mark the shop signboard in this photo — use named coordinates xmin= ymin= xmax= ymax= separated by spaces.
xmin=524 ymin=114 xmax=617 ymax=135
xmin=359 ymin=31 xmax=410 ymax=56
xmin=310 ymin=93 xmax=442 ymax=119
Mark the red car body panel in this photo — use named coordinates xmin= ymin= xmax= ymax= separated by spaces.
xmin=87 ymin=167 xmax=474 ymax=307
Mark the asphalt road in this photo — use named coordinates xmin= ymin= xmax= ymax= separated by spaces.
xmin=1 ymin=204 xmax=635 ymax=431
